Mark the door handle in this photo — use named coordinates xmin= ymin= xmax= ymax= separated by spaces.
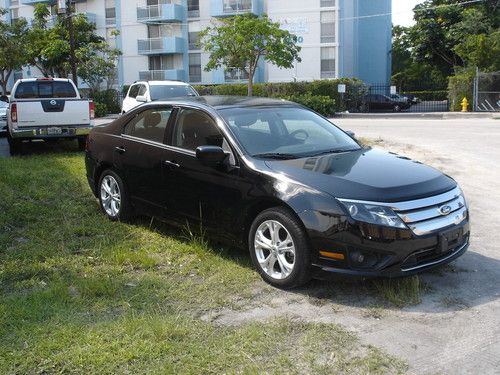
xmin=164 ymin=160 xmax=180 ymax=168
xmin=114 ymin=146 xmax=126 ymax=154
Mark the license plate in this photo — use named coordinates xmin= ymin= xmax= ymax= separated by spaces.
xmin=47 ymin=127 xmax=62 ymax=135
xmin=439 ymin=228 xmax=463 ymax=253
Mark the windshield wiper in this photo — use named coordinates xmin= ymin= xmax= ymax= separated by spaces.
xmin=308 ymin=148 xmax=360 ymax=157
xmin=252 ymin=152 xmax=299 ymax=160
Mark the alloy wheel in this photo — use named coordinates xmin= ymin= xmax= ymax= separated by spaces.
xmin=100 ymin=175 xmax=121 ymax=217
xmin=254 ymin=220 xmax=296 ymax=279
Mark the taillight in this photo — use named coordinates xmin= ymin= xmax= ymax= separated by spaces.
xmin=89 ymin=101 xmax=95 ymax=119
xmin=10 ymin=103 xmax=17 ymax=122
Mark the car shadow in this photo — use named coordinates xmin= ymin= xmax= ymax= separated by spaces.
xmin=6 ymin=138 xmax=82 ymax=156
xmin=135 ymin=216 xmax=499 ymax=314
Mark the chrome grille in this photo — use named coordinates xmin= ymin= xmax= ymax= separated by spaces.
xmin=390 ymin=187 xmax=467 ymax=236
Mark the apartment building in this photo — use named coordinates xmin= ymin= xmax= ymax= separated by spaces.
xmin=2 ymin=0 xmax=392 ymax=89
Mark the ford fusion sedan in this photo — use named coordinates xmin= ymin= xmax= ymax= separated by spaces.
xmin=85 ymin=96 xmax=469 ymax=288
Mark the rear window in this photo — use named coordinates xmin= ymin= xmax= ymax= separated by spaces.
xmin=149 ymin=85 xmax=197 ymax=100
xmin=14 ymin=81 xmax=78 ymax=99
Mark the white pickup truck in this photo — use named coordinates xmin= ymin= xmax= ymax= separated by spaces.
xmin=7 ymin=78 xmax=95 ymax=154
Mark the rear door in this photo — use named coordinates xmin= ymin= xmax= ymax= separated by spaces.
xmin=14 ymin=80 xmax=89 ymax=127
xmin=114 ymin=105 xmax=174 ymax=211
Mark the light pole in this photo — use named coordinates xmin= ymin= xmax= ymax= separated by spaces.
xmin=59 ymin=0 xmax=78 ymax=87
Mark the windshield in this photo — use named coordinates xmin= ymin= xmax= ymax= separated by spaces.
xmin=149 ymin=85 xmax=197 ymax=100
xmin=219 ymin=106 xmax=361 ymax=158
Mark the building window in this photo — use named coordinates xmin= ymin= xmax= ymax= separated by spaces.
xmin=105 ymin=0 xmax=116 ymax=26
xmin=189 ymin=53 xmax=201 ymax=83
xmin=320 ymin=0 xmax=335 ymax=7
xmin=149 ymin=55 xmax=174 ymax=71
xmin=320 ymin=47 xmax=335 ymax=79
xmin=188 ymin=31 xmax=200 ymax=50
xmin=10 ymin=0 xmax=19 ymax=6
xmin=320 ymin=11 xmax=335 ymax=43
xmin=223 ymin=0 xmax=252 ymax=13
xmin=224 ymin=67 xmax=249 ymax=82
xmin=10 ymin=8 xmax=19 ymax=25
xmin=188 ymin=0 xmax=200 ymax=18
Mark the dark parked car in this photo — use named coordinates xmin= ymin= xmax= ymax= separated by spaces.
xmin=85 ymin=96 xmax=469 ymax=288
xmin=364 ymin=94 xmax=411 ymax=112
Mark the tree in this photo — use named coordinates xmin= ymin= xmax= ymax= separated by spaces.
xmin=26 ymin=3 xmax=117 ymax=82
xmin=454 ymin=31 xmax=500 ymax=72
xmin=200 ymin=14 xmax=301 ymax=96
xmin=0 ymin=10 xmax=29 ymax=94
xmin=77 ymin=40 xmax=122 ymax=95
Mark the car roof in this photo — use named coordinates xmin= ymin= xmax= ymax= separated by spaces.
xmin=135 ymin=80 xmax=191 ymax=86
xmin=153 ymin=95 xmax=299 ymax=110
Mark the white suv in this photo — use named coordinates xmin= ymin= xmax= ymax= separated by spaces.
xmin=122 ymin=80 xmax=198 ymax=113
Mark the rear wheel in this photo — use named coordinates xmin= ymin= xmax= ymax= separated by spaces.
xmin=249 ymin=207 xmax=311 ymax=289
xmin=7 ymin=133 xmax=22 ymax=155
xmin=98 ymin=170 xmax=133 ymax=221
xmin=393 ymin=104 xmax=402 ymax=112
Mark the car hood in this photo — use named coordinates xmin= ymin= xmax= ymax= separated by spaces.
xmin=264 ymin=148 xmax=456 ymax=202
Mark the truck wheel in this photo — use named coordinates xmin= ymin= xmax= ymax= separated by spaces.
xmin=98 ymin=169 xmax=133 ymax=221
xmin=77 ymin=136 xmax=87 ymax=151
xmin=249 ymin=207 xmax=312 ymax=289
xmin=7 ymin=133 xmax=22 ymax=155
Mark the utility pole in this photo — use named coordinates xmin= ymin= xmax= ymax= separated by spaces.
xmin=65 ymin=0 xmax=78 ymax=87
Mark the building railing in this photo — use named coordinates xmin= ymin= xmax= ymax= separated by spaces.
xmin=223 ymin=0 xmax=252 ymax=13
xmin=137 ymin=37 xmax=185 ymax=54
xmin=105 ymin=17 xmax=116 ymax=26
xmin=139 ymin=69 xmax=185 ymax=81
xmin=224 ymin=68 xmax=249 ymax=82
xmin=137 ymin=2 xmax=185 ymax=23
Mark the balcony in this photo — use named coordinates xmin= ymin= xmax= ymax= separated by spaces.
xmin=138 ymin=37 xmax=186 ymax=55
xmin=47 ymin=12 xmax=96 ymax=28
xmin=210 ymin=0 xmax=263 ymax=17
xmin=139 ymin=69 xmax=185 ymax=81
xmin=137 ymin=3 xmax=185 ymax=23
xmin=21 ymin=0 xmax=54 ymax=4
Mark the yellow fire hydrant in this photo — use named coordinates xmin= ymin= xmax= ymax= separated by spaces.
xmin=461 ymin=97 xmax=469 ymax=112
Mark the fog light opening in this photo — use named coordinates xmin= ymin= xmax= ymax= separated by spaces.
xmin=349 ymin=250 xmax=379 ymax=269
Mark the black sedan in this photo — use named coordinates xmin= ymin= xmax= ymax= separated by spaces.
xmin=85 ymin=96 xmax=469 ymax=288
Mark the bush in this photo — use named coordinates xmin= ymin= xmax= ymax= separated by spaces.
xmin=194 ymin=78 xmax=366 ymax=113
xmin=94 ymin=102 xmax=108 ymax=118
xmin=448 ymin=69 xmax=475 ymax=111
xmin=92 ymin=89 xmax=121 ymax=116
xmin=278 ymin=94 xmax=335 ymax=117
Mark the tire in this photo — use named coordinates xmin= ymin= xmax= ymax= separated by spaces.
xmin=7 ymin=133 xmax=22 ymax=155
xmin=249 ymin=207 xmax=311 ymax=289
xmin=77 ymin=136 xmax=87 ymax=151
xmin=97 ymin=169 xmax=133 ymax=221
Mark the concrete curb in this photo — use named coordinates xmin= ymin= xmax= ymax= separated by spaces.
xmin=333 ymin=112 xmax=499 ymax=120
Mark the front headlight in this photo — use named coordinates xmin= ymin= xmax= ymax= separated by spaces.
xmin=338 ymin=200 xmax=407 ymax=229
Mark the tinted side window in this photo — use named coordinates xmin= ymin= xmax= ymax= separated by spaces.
xmin=128 ymin=85 xmax=140 ymax=99
xmin=124 ymin=107 xmax=172 ymax=143
xmin=172 ymin=109 xmax=223 ymax=151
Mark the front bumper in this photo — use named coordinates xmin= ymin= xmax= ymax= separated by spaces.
xmin=9 ymin=124 xmax=93 ymax=139
xmin=303 ymin=212 xmax=470 ymax=279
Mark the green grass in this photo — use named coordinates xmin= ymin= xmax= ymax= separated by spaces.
xmin=0 ymin=152 xmax=407 ymax=374
xmin=372 ymin=276 xmax=425 ymax=308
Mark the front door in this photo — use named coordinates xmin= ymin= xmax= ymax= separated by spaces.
xmin=161 ymin=107 xmax=244 ymax=238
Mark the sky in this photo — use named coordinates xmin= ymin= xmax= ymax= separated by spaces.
xmin=392 ymin=0 xmax=423 ymax=26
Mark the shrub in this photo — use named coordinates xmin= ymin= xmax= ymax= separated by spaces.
xmin=278 ymin=94 xmax=335 ymax=117
xmin=92 ymin=89 xmax=121 ymax=116
xmin=448 ymin=69 xmax=475 ymax=111
xmin=194 ymin=78 xmax=366 ymax=113
xmin=94 ymin=102 xmax=108 ymax=118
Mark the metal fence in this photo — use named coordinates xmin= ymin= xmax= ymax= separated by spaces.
xmin=361 ymin=84 xmax=449 ymax=113
xmin=473 ymin=71 xmax=500 ymax=112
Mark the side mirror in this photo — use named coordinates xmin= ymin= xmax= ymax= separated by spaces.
xmin=196 ymin=145 xmax=228 ymax=167
xmin=136 ymin=95 xmax=147 ymax=103
xmin=345 ymin=130 xmax=355 ymax=138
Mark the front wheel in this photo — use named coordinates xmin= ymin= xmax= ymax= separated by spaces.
xmin=249 ymin=207 xmax=311 ymax=289
xmin=98 ymin=170 xmax=133 ymax=221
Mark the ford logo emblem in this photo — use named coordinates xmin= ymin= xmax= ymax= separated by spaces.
xmin=50 ymin=100 xmax=57 ymax=105
xmin=439 ymin=205 xmax=452 ymax=215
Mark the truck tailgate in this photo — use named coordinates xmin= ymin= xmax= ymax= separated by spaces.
xmin=16 ymin=100 xmax=90 ymax=127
